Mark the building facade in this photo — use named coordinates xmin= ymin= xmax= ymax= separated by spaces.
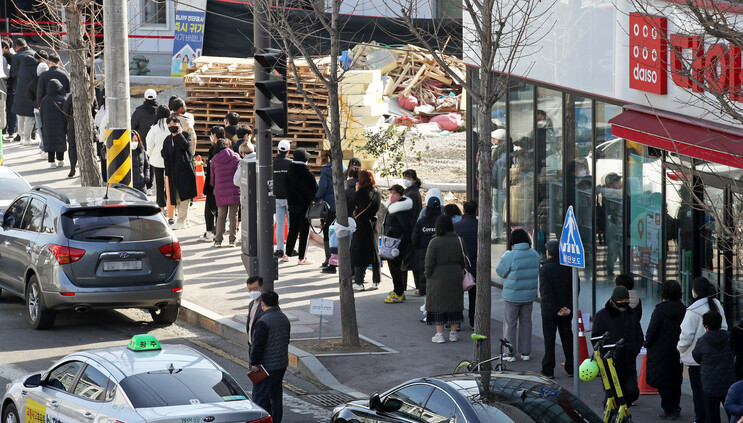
xmin=464 ymin=1 xmax=743 ymax=327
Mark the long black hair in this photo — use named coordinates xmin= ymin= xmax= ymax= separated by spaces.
xmin=156 ymin=105 xmax=171 ymax=128
xmin=693 ymin=277 xmax=719 ymax=314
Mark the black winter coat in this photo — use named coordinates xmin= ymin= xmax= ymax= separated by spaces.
xmin=382 ymin=197 xmax=414 ymax=258
xmin=272 ymin=153 xmax=292 ymax=200
xmin=40 ymin=80 xmax=67 ymax=153
xmin=410 ymin=207 xmax=441 ymax=271
xmin=10 ymin=47 xmax=38 ymax=116
xmin=644 ymin=299 xmax=686 ymax=389
xmin=37 ymin=66 xmax=69 ymax=107
xmin=286 ymin=161 xmax=318 ymax=215
xmin=345 ymin=178 xmax=358 ymax=212
xmin=454 ymin=214 xmax=478 ymax=275
xmin=350 ymin=186 xmax=380 ymax=268
xmin=162 ymin=131 xmax=197 ymax=203
xmin=693 ymin=330 xmax=737 ymax=397
xmin=593 ymin=300 xmax=644 ymax=383
xmin=249 ymin=307 xmax=291 ymax=371
xmin=25 ymin=73 xmax=41 ymax=108
xmin=403 ymin=184 xmax=422 ymax=218
xmin=131 ymin=99 xmax=158 ymax=144
xmin=62 ymin=93 xmax=97 ymax=151
xmin=132 ymin=144 xmax=151 ymax=192
xmin=731 ymin=320 xmax=743 ymax=381
xmin=538 ymin=256 xmax=573 ymax=318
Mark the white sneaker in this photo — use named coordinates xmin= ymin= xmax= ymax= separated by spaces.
xmin=521 ymin=355 xmax=530 ymax=361
xmin=21 ymin=140 xmax=31 ymax=146
xmin=298 ymin=257 xmax=314 ymax=265
xmin=352 ymin=283 xmax=365 ymax=292
xmin=280 ymin=255 xmax=290 ymax=263
xmin=198 ymin=232 xmax=214 ymax=242
xmin=449 ymin=332 xmax=458 ymax=342
xmin=170 ymin=222 xmax=185 ymax=230
xmin=431 ymin=333 xmax=446 ymax=344
xmin=49 ymin=162 xmax=57 ymax=168
xmin=367 ymin=282 xmax=379 ymax=291
xmin=502 ymin=355 xmax=516 ymax=362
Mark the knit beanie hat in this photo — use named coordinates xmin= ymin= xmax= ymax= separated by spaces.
xmin=611 ymin=286 xmax=630 ymax=302
xmin=293 ymin=148 xmax=309 ymax=162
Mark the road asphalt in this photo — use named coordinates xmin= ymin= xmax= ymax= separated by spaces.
xmin=1 ymin=139 xmax=698 ymax=422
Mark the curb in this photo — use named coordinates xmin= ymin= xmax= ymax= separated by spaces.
xmin=178 ymin=299 xmax=367 ymax=400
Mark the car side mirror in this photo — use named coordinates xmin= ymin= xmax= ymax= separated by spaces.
xmin=23 ymin=374 xmax=42 ymax=388
xmin=380 ymin=398 xmax=403 ymax=413
xmin=368 ymin=393 xmax=381 ymax=410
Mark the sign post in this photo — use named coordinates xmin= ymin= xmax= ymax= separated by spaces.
xmin=559 ymin=206 xmax=585 ymax=396
xmin=309 ymin=299 xmax=334 ymax=349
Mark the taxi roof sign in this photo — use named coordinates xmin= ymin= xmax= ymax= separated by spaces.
xmin=128 ymin=334 xmax=162 ymax=351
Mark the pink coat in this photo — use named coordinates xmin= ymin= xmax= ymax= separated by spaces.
xmin=210 ymin=148 xmax=241 ymax=207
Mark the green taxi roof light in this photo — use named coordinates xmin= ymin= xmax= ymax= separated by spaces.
xmin=128 ymin=334 xmax=162 ymax=351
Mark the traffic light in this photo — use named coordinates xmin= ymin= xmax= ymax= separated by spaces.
xmin=255 ymin=48 xmax=288 ymax=136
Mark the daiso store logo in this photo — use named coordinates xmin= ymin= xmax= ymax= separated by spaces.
xmin=629 ymin=13 xmax=668 ymax=95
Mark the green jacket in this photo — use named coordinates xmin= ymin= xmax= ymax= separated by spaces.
xmin=425 ymin=232 xmax=466 ymax=313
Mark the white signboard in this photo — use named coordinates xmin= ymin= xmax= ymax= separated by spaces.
xmin=310 ymin=299 xmax=334 ymax=316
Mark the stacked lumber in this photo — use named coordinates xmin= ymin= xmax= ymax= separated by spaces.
xmin=184 ymin=56 xmax=329 ymax=173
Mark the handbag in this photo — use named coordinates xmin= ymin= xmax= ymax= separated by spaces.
xmin=379 ymin=235 xmax=402 ymax=260
xmin=458 ymin=237 xmax=475 ymax=291
xmin=306 ymin=200 xmax=329 ymax=220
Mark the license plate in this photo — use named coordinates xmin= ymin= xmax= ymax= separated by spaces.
xmin=103 ymin=261 xmax=143 ymax=271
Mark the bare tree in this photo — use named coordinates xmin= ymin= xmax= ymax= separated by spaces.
xmin=388 ymin=0 xmax=552 ymax=365
xmin=13 ymin=0 xmax=102 ymax=186
xmin=264 ymin=0 xmax=363 ymax=346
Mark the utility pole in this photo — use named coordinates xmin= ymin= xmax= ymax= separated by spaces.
xmin=102 ymin=0 xmax=131 ymax=186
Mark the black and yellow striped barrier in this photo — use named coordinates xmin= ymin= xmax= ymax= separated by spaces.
xmin=106 ymin=128 xmax=132 ymax=186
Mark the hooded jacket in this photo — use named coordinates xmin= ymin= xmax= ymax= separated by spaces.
xmin=210 ymin=147 xmax=241 ymax=207
xmin=495 ymin=243 xmax=540 ymax=303
xmin=410 ymin=204 xmax=441 ymax=271
xmin=36 ymin=65 xmax=69 ymax=107
xmin=131 ymin=143 xmax=151 ymax=191
xmin=725 ymin=380 xmax=743 ymax=423
xmin=425 ymin=232 xmax=466 ymax=313
xmin=645 ymin=299 xmax=686 ymax=388
xmin=693 ymin=329 xmax=736 ymax=397
xmin=286 ymin=154 xmax=318 ymax=215
xmin=40 ymin=79 xmax=67 ymax=152
xmin=418 ymin=188 xmax=445 ymax=219
xmin=131 ymin=98 xmax=158 ymax=143
xmin=162 ymin=131 xmax=197 ymax=203
xmin=678 ymin=297 xmax=727 ymax=366
xmin=382 ymin=196 xmax=414 ymax=257
xmin=10 ymin=46 xmax=38 ymax=116
xmin=272 ymin=151 xmax=292 ymax=200
xmin=315 ymin=162 xmax=336 ymax=212
xmin=145 ymin=120 xmax=169 ymax=168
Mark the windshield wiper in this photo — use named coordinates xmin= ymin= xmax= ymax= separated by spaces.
xmin=85 ymin=235 xmax=125 ymax=242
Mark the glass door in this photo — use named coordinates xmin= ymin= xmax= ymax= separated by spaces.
xmin=702 ymin=186 xmax=724 ymax=291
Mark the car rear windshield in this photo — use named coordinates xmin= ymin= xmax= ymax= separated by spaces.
xmin=0 ymin=178 xmax=31 ymax=200
xmin=120 ymin=369 xmax=248 ymax=408
xmin=62 ymin=207 xmax=169 ymax=242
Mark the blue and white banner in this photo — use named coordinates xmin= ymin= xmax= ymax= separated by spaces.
xmin=171 ymin=10 xmax=206 ymax=77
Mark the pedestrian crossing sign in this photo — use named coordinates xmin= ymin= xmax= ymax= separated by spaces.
xmin=559 ymin=206 xmax=585 ymax=268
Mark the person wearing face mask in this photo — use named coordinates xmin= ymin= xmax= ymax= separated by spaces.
xmin=130 ymin=130 xmax=151 ymax=193
xmin=678 ymin=277 xmax=728 ymax=423
xmin=592 ymin=286 xmax=644 ymax=407
xmin=382 ymin=184 xmax=414 ymax=303
xmin=161 ymin=116 xmax=197 ymax=229
xmin=401 ymin=169 xmax=422 ymax=217
xmin=245 ymin=275 xmax=265 ymax=351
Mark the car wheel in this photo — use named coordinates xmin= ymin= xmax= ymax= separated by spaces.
xmin=3 ymin=403 xmax=19 ymax=423
xmin=150 ymin=304 xmax=179 ymax=325
xmin=26 ymin=275 xmax=55 ymax=330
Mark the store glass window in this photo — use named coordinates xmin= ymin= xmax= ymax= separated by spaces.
xmin=594 ymin=102 xmax=623 ymax=309
xmin=628 ymin=144 xmax=663 ymax=327
xmin=535 ymin=88 xmax=563 ymax=257
xmin=143 ymin=0 xmax=167 ymax=26
xmin=665 ymin=154 xmax=694 ymax=304
xmin=507 ymin=83 xmax=535 ymax=240
xmin=567 ymin=96 xmax=594 ymax=315
xmin=490 ymin=97 xmax=509 ymax=280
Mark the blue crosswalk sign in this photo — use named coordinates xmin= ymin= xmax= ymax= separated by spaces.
xmin=559 ymin=206 xmax=585 ymax=268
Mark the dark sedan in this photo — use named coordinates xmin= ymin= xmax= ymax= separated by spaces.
xmin=331 ymin=372 xmax=602 ymax=423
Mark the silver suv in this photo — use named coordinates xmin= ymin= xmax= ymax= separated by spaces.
xmin=0 ymin=185 xmax=183 ymax=329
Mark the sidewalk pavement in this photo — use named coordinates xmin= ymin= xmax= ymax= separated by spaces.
xmin=2 ymin=141 xmax=695 ymax=421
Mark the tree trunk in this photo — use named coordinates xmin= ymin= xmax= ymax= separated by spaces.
xmin=474 ymin=67 xmax=494 ymax=367
xmin=65 ymin=3 xmax=101 ymax=187
xmin=328 ymin=1 xmax=360 ymax=346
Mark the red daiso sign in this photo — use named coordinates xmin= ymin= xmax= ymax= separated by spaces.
xmin=629 ymin=13 xmax=668 ymax=95
xmin=630 ymin=13 xmax=743 ymax=101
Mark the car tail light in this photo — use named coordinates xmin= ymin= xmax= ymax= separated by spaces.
xmin=248 ymin=417 xmax=272 ymax=423
xmin=48 ymin=244 xmax=86 ymax=264
xmin=60 ymin=292 xmax=76 ymax=296
xmin=160 ymin=241 xmax=181 ymax=261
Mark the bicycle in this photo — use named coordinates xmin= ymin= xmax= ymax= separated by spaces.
xmin=453 ymin=334 xmax=513 ymax=373
xmin=583 ymin=332 xmax=633 ymax=423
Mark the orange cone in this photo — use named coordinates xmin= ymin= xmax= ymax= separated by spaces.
xmin=273 ymin=215 xmax=288 ymax=245
xmin=639 ymin=350 xmax=658 ymax=395
xmin=194 ymin=155 xmax=206 ymax=201
xmin=578 ymin=310 xmax=590 ymax=363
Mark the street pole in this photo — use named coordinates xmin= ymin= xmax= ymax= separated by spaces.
xmin=102 ymin=0 xmax=131 ymax=186
xmin=572 ymin=267 xmax=579 ymax=395
xmin=253 ymin=0 xmax=276 ymax=289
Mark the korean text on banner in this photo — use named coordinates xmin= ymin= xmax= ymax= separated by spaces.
xmin=171 ymin=10 xmax=206 ymax=77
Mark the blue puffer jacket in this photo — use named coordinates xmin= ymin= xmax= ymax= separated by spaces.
xmin=315 ymin=161 xmax=335 ymax=212
xmin=495 ymin=243 xmax=540 ymax=303
xmin=725 ymin=380 xmax=743 ymax=423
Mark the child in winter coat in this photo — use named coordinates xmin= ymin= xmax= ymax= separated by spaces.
xmin=130 ymin=130 xmax=151 ymax=193
xmin=693 ymin=311 xmax=736 ymax=423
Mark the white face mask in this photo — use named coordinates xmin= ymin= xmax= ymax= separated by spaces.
xmin=130 ymin=142 xmax=138 ymax=151
xmin=537 ymin=120 xmax=548 ymax=129
xmin=249 ymin=291 xmax=262 ymax=301
xmin=577 ymin=170 xmax=587 ymax=177
xmin=402 ymin=179 xmax=413 ymax=188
